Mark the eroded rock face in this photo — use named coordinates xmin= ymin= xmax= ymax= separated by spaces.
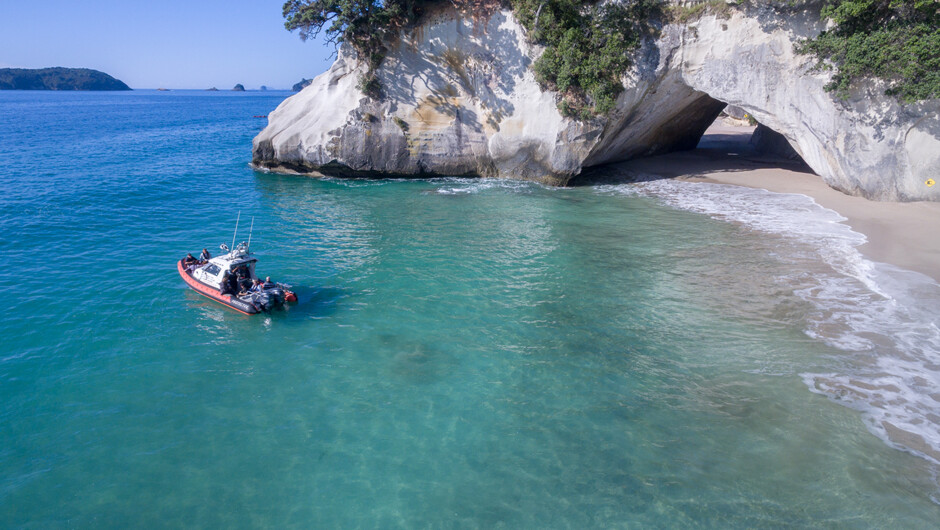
xmin=253 ymin=4 xmax=940 ymax=201
xmin=254 ymin=7 xmax=594 ymax=185
xmin=666 ymin=10 xmax=940 ymax=201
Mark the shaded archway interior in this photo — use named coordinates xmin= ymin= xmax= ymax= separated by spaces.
xmin=572 ymin=94 xmax=813 ymax=186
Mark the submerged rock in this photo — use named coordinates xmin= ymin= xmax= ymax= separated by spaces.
xmin=253 ymin=4 xmax=940 ymax=201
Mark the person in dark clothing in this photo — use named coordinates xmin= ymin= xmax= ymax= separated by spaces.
xmin=231 ymin=264 xmax=250 ymax=292
xmin=183 ymin=253 xmax=198 ymax=270
xmin=238 ymin=276 xmax=253 ymax=294
xmin=250 ymin=279 xmax=265 ymax=293
xmin=220 ymin=272 xmax=234 ymax=296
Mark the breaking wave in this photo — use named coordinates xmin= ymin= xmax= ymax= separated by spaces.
xmin=598 ymin=179 xmax=940 ymax=465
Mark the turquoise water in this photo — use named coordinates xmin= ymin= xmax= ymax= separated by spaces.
xmin=2 ymin=90 xmax=940 ymax=527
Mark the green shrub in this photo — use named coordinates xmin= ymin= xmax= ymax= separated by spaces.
xmin=512 ymin=0 xmax=663 ymax=119
xmin=357 ymin=72 xmax=383 ymax=99
xmin=393 ymin=116 xmax=410 ymax=132
xmin=666 ymin=0 xmax=734 ymax=24
xmin=796 ymin=0 xmax=940 ymax=102
xmin=282 ymin=0 xmax=423 ymax=97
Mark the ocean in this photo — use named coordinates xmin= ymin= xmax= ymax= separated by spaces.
xmin=1 ymin=89 xmax=939 ymax=527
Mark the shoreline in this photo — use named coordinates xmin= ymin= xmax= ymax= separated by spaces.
xmin=607 ymin=124 xmax=940 ymax=284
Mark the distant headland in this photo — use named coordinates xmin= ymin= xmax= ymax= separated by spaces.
xmin=0 ymin=68 xmax=130 ymax=90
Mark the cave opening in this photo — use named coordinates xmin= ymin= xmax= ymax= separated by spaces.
xmin=698 ymin=105 xmax=809 ymax=167
xmin=571 ymin=96 xmax=813 ymax=186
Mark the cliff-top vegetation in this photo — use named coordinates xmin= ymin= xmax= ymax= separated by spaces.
xmin=281 ymin=0 xmax=938 ymax=114
xmin=282 ymin=0 xmax=661 ymax=118
xmin=797 ymin=0 xmax=939 ymax=102
xmin=511 ymin=0 xmax=662 ymax=119
xmin=283 ymin=0 xmax=423 ymax=98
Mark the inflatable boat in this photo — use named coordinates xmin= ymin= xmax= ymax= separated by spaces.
xmin=179 ymin=240 xmax=296 ymax=315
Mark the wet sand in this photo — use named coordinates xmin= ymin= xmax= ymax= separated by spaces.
xmin=604 ymin=124 xmax=940 ymax=283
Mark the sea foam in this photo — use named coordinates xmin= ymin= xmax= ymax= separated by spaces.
xmin=599 ymin=179 xmax=940 ymax=465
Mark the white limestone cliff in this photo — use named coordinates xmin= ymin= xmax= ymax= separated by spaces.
xmin=253 ymin=4 xmax=940 ymax=201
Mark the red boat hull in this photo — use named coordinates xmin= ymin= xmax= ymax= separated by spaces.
xmin=177 ymin=260 xmax=260 ymax=315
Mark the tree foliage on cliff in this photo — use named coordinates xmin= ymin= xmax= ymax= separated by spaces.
xmin=797 ymin=0 xmax=940 ymax=102
xmin=282 ymin=0 xmax=421 ymax=47
xmin=511 ymin=0 xmax=662 ymax=119
xmin=283 ymin=0 xmax=662 ymax=116
xmin=282 ymin=0 xmax=422 ymax=96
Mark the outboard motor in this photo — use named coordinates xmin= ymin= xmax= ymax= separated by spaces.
xmin=266 ymin=288 xmax=286 ymax=307
xmin=244 ymin=288 xmax=285 ymax=312
xmin=243 ymin=291 xmax=269 ymax=312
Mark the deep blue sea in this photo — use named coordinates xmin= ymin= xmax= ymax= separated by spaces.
xmin=2 ymin=89 xmax=940 ymax=527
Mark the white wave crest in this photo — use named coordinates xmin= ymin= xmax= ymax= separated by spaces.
xmin=430 ymin=177 xmax=542 ymax=195
xmin=600 ymin=179 xmax=940 ymax=465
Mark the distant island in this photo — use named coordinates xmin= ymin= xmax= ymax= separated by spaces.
xmin=232 ymin=84 xmax=245 ymax=92
xmin=0 ymin=67 xmax=130 ymax=90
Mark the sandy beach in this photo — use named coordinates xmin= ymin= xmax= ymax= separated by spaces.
xmin=603 ymin=123 xmax=940 ymax=283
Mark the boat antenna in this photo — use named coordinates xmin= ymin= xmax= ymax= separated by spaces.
xmin=247 ymin=216 xmax=254 ymax=251
xmin=231 ymin=211 xmax=240 ymax=253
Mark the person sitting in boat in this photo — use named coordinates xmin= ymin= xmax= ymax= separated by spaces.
xmin=220 ymin=271 xmax=234 ymax=296
xmin=237 ymin=273 xmax=253 ymax=294
xmin=199 ymin=248 xmax=211 ymax=262
xmin=183 ymin=253 xmax=198 ymax=271
xmin=250 ymin=279 xmax=264 ymax=293
xmin=237 ymin=278 xmax=257 ymax=297
xmin=261 ymin=276 xmax=273 ymax=289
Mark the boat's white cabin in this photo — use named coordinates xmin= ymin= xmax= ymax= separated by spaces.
xmin=191 ymin=243 xmax=257 ymax=289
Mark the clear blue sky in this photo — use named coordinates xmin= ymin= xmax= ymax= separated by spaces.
xmin=0 ymin=0 xmax=335 ymax=89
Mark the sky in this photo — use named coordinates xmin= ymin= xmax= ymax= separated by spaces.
xmin=0 ymin=0 xmax=336 ymax=89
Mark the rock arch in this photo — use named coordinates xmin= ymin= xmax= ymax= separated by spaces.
xmin=588 ymin=10 xmax=940 ymax=201
xmin=253 ymin=5 xmax=940 ymax=201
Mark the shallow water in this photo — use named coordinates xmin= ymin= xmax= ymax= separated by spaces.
xmin=2 ymin=90 xmax=939 ymax=527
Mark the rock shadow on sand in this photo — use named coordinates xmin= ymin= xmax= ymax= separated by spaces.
xmin=571 ymin=122 xmax=815 ymax=187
